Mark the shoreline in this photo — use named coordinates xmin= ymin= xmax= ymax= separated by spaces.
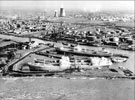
xmin=1 ymin=70 xmax=135 ymax=80
xmin=1 ymin=74 xmax=135 ymax=80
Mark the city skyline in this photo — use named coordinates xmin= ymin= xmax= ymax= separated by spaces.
xmin=0 ymin=1 xmax=134 ymax=12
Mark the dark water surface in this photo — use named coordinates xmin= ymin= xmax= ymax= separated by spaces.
xmin=0 ymin=77 xmax=134 ymax=100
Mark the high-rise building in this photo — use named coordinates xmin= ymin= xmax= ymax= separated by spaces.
xmin=42 ymin=11 xmax=46 ymax=20
xmin=54 ymin=10 xmax=58 ymax=17
xmin=59 ymin=7 xmax=65 ymax=17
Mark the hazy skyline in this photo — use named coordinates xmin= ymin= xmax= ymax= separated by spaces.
xmin=0 ymin=1 xmax=134 ymax=12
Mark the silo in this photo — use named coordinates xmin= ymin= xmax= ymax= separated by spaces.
xmin=59 ymin=7 xmax=65 ymax=17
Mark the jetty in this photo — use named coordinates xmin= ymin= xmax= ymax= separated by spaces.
xmin=2 ymin=46 xmax=50 ymax=75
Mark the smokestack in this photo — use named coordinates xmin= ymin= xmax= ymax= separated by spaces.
xmin=59 ymin=7 xmax=65 ymax=17
xmin=54 ymin=10 xmax=58 ymax=17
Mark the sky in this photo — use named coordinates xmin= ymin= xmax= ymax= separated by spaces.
xmin=0 ymin=1 xmax=134 ymax=12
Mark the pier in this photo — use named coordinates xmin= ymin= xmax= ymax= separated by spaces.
xmin=2 ymin=46 xmax=50 ymax=75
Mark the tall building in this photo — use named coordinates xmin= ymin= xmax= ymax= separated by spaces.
xmin=54 ymin=10 xmax=58 ymax=17
xmin=59 ymin=7 xmax=65 ymax=17
xmin=42 ymin=11 xmax=46 ymax=20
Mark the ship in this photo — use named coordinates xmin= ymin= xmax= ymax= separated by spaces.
xmin=111 ymin=56 xmax=127 ymax=63
xmin=23 ymin=55 xmax=113 ymax=72
xmin=55 ymin=45 xmax=129 ymax=59
xmin=25 ymin=56 xmax=71 ymax=72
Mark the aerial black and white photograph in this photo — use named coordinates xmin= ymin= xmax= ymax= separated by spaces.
xmin=0 ymin=0 xmax=134 ymax=100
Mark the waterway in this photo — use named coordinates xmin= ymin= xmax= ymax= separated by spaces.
xmin=0 ymin=77 xmax=134 ymax=100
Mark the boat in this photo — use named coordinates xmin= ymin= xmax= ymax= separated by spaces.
xmin=111 ymin=57 xmax=128 ymax=63
xmin=26 ymin=62 xmax=66 ymax=72
xmin=55 ymin=46 xmax=112 ymax=57
xmin=34 ymin=58 xmax=59 ymax=63
xmin=24 ymin=56 xmax=113 ymax=72
xmin=55 ymin=45 xmax=129 ymax=58
xmin=25 ymin=56 xmax=71 ymax=72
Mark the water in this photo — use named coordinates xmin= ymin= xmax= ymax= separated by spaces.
xmin=0 ymin=77 xmax=134 ymax=100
